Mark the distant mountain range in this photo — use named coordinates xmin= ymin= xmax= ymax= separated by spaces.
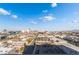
xmin=52 ymin=29 xmax=79 ymax=32
xmin=70 ymin=29 xmax=79 ymax=32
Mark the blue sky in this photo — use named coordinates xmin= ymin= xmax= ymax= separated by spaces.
xmin=0 ymin=3 xmax=79 ymax=31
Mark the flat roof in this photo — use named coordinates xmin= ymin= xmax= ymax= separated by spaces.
xmin=0 ymin=47 xmax=13 ymax=54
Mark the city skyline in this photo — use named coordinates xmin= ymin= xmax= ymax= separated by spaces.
xmin=0 ymin=3 xmax=79 ymax=31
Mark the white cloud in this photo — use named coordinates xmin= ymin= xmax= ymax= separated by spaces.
xmin=51 ymin=3 xmax=57 ymax=7
xmin=40 ymin=15 xmax=56 ymax=22
xmin=11 ymin=15 xmax=18 ymax=19
xmin=30 ymin=21 xmax=37 ymax=25
xmin=0 ymin=8 xmax=10 ymax=15
xmin=0 ymin=8 xmax=18 ymax=19
xmin=72 ymin=20 xmax=79 ymax=23
xmin=43 ymin=16 xmax=55 ymax=21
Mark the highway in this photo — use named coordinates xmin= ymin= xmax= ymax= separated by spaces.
xmin=50 ymin=37 xmax=79 ymax=54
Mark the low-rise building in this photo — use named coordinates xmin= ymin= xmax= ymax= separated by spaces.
xmin=0 ymin=46 xmax=14 ymax=54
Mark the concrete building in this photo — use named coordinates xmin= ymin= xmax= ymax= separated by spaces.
xmin=0 ymin=35 xmax=7 ymax=40
xmin=0 ymin=46 xmax=14 ymax=54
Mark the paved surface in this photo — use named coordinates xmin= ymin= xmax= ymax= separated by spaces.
xmin=54 ymin=38 xmax=79 ymax=52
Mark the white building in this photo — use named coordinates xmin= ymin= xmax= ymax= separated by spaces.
xmin=0 ymin=35 xmax=6 ymax=39
xmin=7 ymin=40 xmax=13 ymax=43
xmin=12 ymin=41 xmax=25 ymax=46
xmin=38 ymin=34 xmax=45 ymax=37
xmin=20 ymin=35 xmax=27 ymax=39
xmin=49 ymin=37 xmax=60 ymax=42
xmin=0 ymin=46 xmax=13 ymax=54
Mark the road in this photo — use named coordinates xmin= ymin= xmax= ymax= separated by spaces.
xmin=54 ymin=38 xmax=79 ymax=52
xmin=50 ymin=37 xmax=79 ymax=54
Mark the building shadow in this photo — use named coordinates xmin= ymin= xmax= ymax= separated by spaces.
xmin=22 ymin=44 xmax=79 ymax=55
